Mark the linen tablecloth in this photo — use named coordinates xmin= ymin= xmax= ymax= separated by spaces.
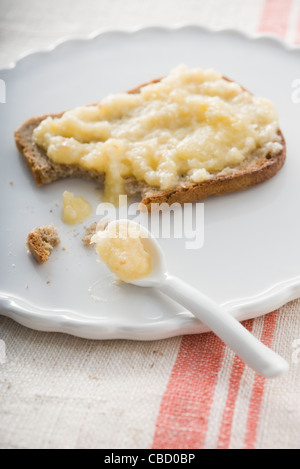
xmin=1 ymin=0 xmax=300 ymax=449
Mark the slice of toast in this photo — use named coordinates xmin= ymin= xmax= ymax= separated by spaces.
xmin=15 ymin=78 xmax=286 ymax=211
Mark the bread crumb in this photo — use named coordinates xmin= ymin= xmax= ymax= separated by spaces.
xmin=82 ymin=219 xmax=110 ymax=246
xmin=27 ymin=224 xmax=60 ymax=264
xmin=9 ymin=181 xmax=14 ymax=185
xmin=46 ymin=281 xmax=50 ymax=285
xmin=82 ymin=222 xmax=97 ymax=247
xmin=62 ymin=247 xmax=66 ymax=251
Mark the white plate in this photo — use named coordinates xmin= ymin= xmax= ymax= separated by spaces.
xmin=1 ymin=26 xmax=300 ymax=340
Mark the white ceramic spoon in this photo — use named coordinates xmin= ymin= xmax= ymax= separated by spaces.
xmin=104 ymin=220 xmax=289 ymax=378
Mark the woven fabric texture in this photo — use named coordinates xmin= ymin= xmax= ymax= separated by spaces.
xmin=1 ymin=0 xmax=300 ymax=449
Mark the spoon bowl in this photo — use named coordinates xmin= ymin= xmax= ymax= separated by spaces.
xmin=130 ymin=227 xmax=168 ymax=288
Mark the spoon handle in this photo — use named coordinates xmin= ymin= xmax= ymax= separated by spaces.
xmin=159 ymin=275 xmax=288 ymax=378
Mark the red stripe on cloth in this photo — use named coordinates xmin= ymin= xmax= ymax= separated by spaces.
xmin=152 ymin=333 xmax=226 ymax=449
xmin=296 ymin=9 xmax=300 ymax=43
xmin=217 ymin=320 xmax=254 ymax=449
xmin=243 ymin=311 xmax=278 ymax=449
xmin=258 ymin=0 xmax=293 ymax=38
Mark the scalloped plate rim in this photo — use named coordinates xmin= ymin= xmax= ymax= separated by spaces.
xmin=1 ymin=24 xmax=300 ymax=72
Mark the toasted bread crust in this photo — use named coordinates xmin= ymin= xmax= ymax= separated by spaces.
xmin=15 ymin=78 xmax=286 ymax=209
xmin=15 ymin=113 xmax=105 ymax=186
xmin=140 ymin=130 xmax=286 ymax=209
